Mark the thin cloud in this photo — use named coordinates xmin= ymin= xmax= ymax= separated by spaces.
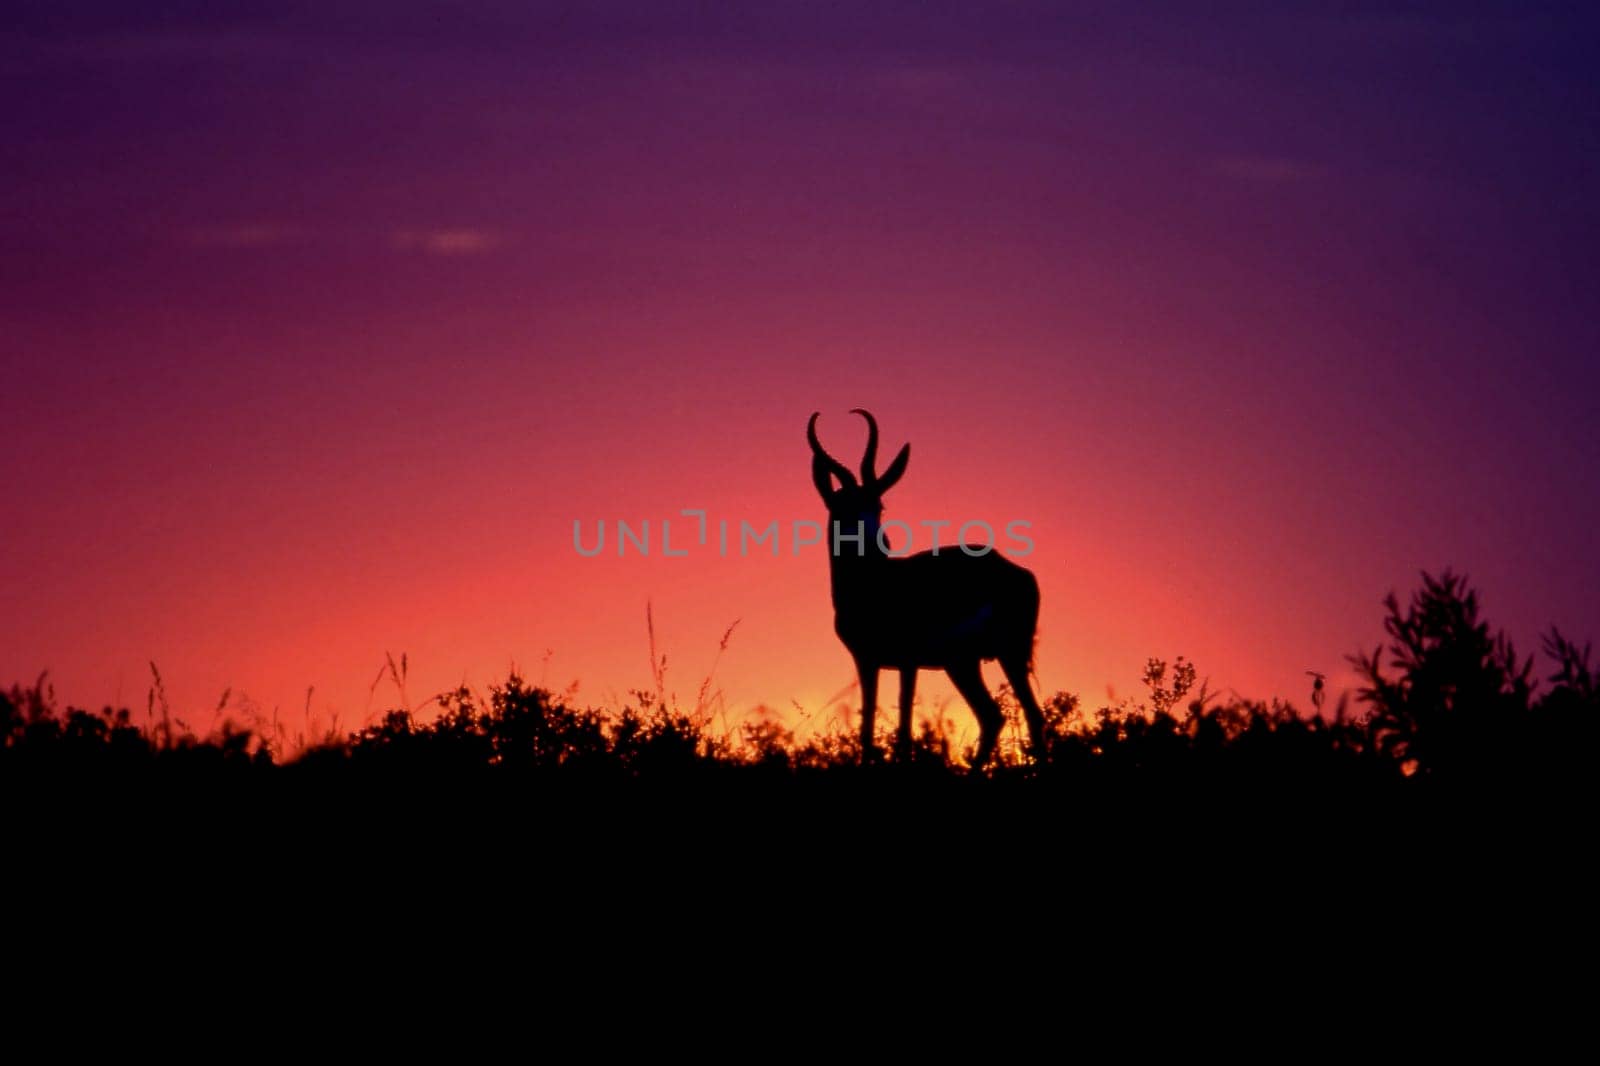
xmin=392 ymin=229 xmax=506 ymax=256
xmin=1207 ymin=156 xmax=1323 ymax=184
xmin=178 ymin=224 xmax=509 ymax=254
xmin=184 ymin=224 xmax=304 ymax=248
xmin=872 ymin=64 xmax=969 ymax=100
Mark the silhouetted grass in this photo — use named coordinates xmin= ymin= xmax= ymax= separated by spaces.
xmin=10 ymin=573 xmax=1594 ymax=973
xmin=6 ymin=572 xmax=1593 ymax=808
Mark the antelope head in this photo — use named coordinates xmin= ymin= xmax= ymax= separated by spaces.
xmin=807 ymin=409 xmax=909 ymax=553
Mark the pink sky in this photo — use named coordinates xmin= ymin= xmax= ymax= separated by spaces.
xmin=4 ymin=4 xmax=1596 ymax=741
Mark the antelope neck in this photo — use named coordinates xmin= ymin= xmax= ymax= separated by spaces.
xmin=827 ymin=535 xmax=893 ymax=610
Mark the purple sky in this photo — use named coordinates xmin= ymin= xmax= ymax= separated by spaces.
xmin=3 ymin=2 xmax=1597 ymax=729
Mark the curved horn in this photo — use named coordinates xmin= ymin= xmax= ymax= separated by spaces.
xmin=807 ymin=412 xmax=856 ymax=488
xmin=849 ymin=408 xmax=878 ymax=485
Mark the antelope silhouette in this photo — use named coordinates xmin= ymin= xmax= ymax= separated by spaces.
xmin=807 ymin=409 xmax=1048 ymax=766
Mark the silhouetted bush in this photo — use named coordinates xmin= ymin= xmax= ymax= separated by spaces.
xmin=1351 ymin=570 xmax=1598 ymax=786
xmin=4 ymin=572 xmax=1593 ymax=801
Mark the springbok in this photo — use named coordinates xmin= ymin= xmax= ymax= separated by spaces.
xmin=807 ymin=409 xmax=1048 ymax=766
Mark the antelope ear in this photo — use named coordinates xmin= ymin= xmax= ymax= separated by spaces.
xmin=812 ymin=454 xmax=839 ymax=503
xmin=876 ymin=443 xmax=910 ymax=492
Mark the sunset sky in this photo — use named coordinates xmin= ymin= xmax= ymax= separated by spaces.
xmin=4 ymin=3 xmax=1597 ymax=741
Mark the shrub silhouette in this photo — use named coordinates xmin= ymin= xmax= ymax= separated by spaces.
xmin=4 ymin=572 xmax=1593 ymax=798
xmin=1351 ymin=570 xmax=1597 ymax=785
